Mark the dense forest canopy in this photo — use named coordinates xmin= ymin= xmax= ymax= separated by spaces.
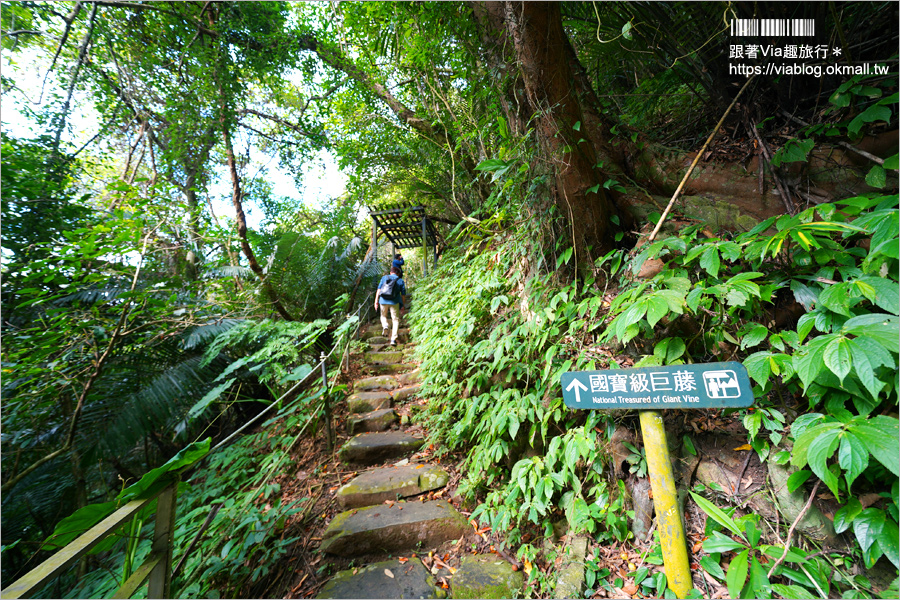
xmin=1 ymin=1 xmax=898 ymax=598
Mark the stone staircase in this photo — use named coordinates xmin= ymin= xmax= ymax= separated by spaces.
xmin=315 ymin=323 xmax=523 ymax=599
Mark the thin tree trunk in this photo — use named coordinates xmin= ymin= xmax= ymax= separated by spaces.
xmin=220 ymin=116 xmax=295 ymax=321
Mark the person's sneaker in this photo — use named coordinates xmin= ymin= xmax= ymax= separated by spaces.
xmin=390 ymin=340 xmax=397 ymax=346
xmin=382 ymin=327 xmax=388 ymax=337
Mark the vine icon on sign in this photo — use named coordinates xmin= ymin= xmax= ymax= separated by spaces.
xmin=702 ymin=370 xmax=740 ymax=399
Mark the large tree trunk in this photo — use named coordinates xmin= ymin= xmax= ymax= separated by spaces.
xmin=503 ymin=2 xmax=622 ymax=259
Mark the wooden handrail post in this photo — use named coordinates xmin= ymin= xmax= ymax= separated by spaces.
xmin=147 ymin=482 xmax=177 ymax=598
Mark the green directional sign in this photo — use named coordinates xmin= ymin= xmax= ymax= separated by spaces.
xmin=560 ymin=361 xmax=753 ymax=410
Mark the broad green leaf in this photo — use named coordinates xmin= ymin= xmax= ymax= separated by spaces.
xmin=845 ymin=338 xmax=882 ymax=400
xmin=700 ymin=247 xmax=721 ymax=278
xmin=726 ymin=549 xmax=749 ymax=599
xmin=44 ymin=500 xmax=118 ymax=550
xmin=120 ymin=438 xmax=211 ymax=501
xmin=744 ymin=411 xmax=763 ymax=440
xmin=787 ymin=470 xmax=812 ymax=493
xmin=741 ymin=324 xmax=769 ymax=350
xmin=771 ymin=583 xmax=817 ymax=599
xmin=187 ymin=379 xmax=236 ymax=421
xmin=838 ymin=432 xmax=869 ymax=488
xmin=847 ymin=416 xmax=900 ymax=476
xmin=859 ymin=276 xmax=900 ymax=315
xmin=818 ymin=282 xmax=852 ymax=316
xmin=699 ymin=555 xmax=725 ymax=580
xmin=744 ymin=555 xmax=770 ymax=598
xmin=843 ymin=314 xmax=900 ymax=353
xmin=822 ymin=336 xmax=852 ymax=382
xmin=744 ymin=352 xmax=773 ymax=386
xmin=833 ymin=497 xmax=863 ymax=533
xmin=866 ymin=165 xmax=887 ymax=189
xmin=881 ymin=518 xmax=899 ymax=569
xmin=853 ymin=508 xmax=885 ymax=553
xmin=702 ymin=530 xmax=747 ymax=553
xmin=848 ymin=104 xmax=892 ymax=136
xmin=475 ymin=158 xmax=511 ymax=172
xmin=646 ymin=296 xmax=669 ymax=328
xmin=791 ymin=422 xmax=842 ymax=469
xmin=806 ymin=428 xmax=841 ymax=497
xmin=690 ymin=492 xmax=745 ymax=540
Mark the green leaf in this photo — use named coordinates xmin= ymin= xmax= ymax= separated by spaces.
xmin=690 ymin=493 xmax=746 ymax=540
xmin=818 ymin=282 xmax=853 ymax=316
xmin=744 ymin=555 xmax=770 ymax=598
xmin=702 ymin=530 xmax=748 ymax=553
xmin=771 ymin=583 xmax=817 ymax=599
xmin=847 ymin=416 xmax=900 ymax=476
xmin=838 ymin=433 xmax=869 ymax=488
xmin=646 ymin=296 xmax=670 ymax=328
xmin=700 ymin=248 xmax=721 ymax=278
xmin=699 ymin=555 xmax=725 ymax=580
xmin=726 ymin=549 xmax=749 ymax=599
xmin=853 ymin=508 xmax=885 ymax=553
xmin=883 ymin=153 xmax=899 ymax=171
xmin=848 ymin=104 xmax=892 ymax=136
xmin=787 ymin=470 xmax=812 ymax=493
xmin=187 ymin=379 xmax=236 ymax=421
xmin=822 ymin=336 xmax=852 ymax=382
xmin=744 ymin=411 xmax=763 ymax=440
xmin=683 ymin=435 xmax=696 ymax=456
xmin=744 ymin=352 xmax=773 ymax=387
xmin=119 ymin=438 xmax=211 ymax=501
xmin=866 ymin=164 xmax=887 ymax=189
xmin=843 ymin=314 xmax=899 ymax=353
xmin=806 ymin=428 xmax=841 ymax=497
xmin=475 ymin=158 xmax=511 ymax=172
xmin=880 ymin=518 xmax=899 ymax=569
xmin=741 ymin=325 xmax=769 ymax=350
xmin=44 ymin=500 xmax=118 ymax=550
xmin=833 ymin=497 xmax=863 ymax=533
xmin=846 ymin=337 xmax=886 ymax=400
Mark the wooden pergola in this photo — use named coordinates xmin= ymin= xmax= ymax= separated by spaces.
xmin=369 ymin=204 xmax=442 ymax=276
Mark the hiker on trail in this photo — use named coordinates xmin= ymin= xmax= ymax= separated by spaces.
xmin=375 ymin=266 xmax=406 ymax=346
xmin=392 ymin=253 xmax=404 ymax=278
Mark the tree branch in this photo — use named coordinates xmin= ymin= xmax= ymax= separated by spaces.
xmin=1 ymin=231 xmax=155 ymax=494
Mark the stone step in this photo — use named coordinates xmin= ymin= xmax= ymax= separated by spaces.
xmin=355 ymin=374 xmax=400 ymax=392
xmin=362 ymin=327 xmax=410 ymax=342
xmin=347 ymin=408 xmax=397 ymax=434
xmin=320 ymin=500 xmax=468 ymax=557
xmin=396 ymin=369 xmax=421 ymax=385
xmin=367 ymin=363 xmax=414 ymax=375
xmin=453 ymin=554 xmax=524 ymax=599
xmin=315 ymin=558 xmax=442 ymax=599
xmin=339 ymin=431 xmax=425 ymax=465
xmin=336 ymin=464 xmax=449 ymax=508
xmin=365 ymin=351 xmax=405 ymax=364
xmin=348 ymin=391 xmax=392 ymax=414
xmin=390 ymin=383 xmax=421 ymax=402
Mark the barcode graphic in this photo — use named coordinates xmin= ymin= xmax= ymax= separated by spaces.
xmin=730 ymin=19 xmax=815 ymax=36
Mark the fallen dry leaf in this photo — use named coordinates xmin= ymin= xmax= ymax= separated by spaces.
xmin=734 ymin=443 xmax=752 ymax=451
xmin=622 ymin=582 xmax=639 ymax=595
xmin=384 ymin=569 xmax=394 ymax=579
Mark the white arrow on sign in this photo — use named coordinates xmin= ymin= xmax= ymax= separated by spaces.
xmin=565 ymin=377 xmax=588 ymax=403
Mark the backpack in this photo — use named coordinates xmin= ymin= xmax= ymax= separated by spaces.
xmin=378 ymin=275 xmax=400 ymax=301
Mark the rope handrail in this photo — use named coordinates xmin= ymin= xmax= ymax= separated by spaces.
xmin=212 ymin=292 xmax=373 ymax=451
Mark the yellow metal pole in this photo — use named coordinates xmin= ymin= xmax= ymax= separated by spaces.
xmin=638 ymin=410 xmax=692 ymax=599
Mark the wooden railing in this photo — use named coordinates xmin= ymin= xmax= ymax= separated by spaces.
xmin=2 ymin=297 xmax=375 ymax=599
xmin=2 ymin=483 xmax=177 ymax=600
